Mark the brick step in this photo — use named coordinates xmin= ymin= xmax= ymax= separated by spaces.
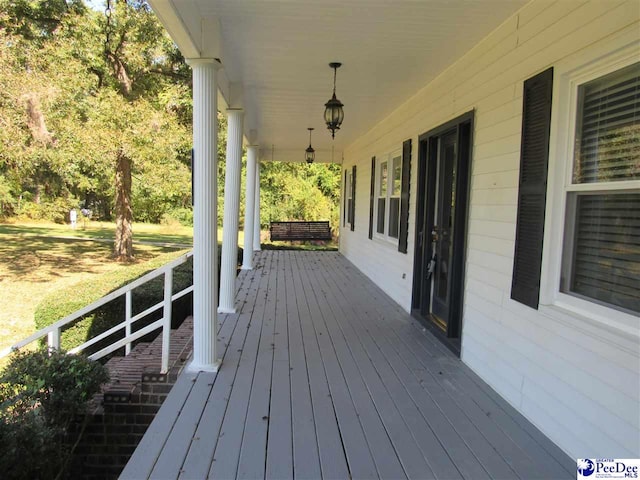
xmin=91 ymin=316 xmax=193 ymax=409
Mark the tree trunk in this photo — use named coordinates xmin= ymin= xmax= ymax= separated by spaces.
xmin=114 ymin=150 xmax=133 ymax=261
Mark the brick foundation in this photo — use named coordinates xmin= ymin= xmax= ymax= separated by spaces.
xmin=67 ymin=317 xmax=193 ymax=479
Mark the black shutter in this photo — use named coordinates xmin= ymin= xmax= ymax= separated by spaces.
xmin=351 ymin=165 xmax=356 ymax=231
xmin=398 ymin=139 xmax=412 ymax=253
xmin=511 ymin=67 xmax=553 ymax=309
xmin=369 ymin=157 xmax=376 ymax=239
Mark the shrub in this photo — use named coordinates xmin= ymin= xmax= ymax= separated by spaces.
xmin=162 ymin=207 xmax=193 ymax=226
xmin=16 ymin=197 xmax=79 ymax=224
xmin=0 ymin=348 xmax=109 ymax=480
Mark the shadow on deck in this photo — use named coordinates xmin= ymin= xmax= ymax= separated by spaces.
xmin=122 ymin=250 xmax=573 ymax=479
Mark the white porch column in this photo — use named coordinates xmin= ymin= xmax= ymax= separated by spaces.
xmin=187 ymin=58 xmax=219 ymax=372
xmin=218 ymin=109 xmax=244 ymax=313
xmin=253 ymin=161 xmax=261 ymax=251
xmin=242 ymin=145 xmax=258 ymax=269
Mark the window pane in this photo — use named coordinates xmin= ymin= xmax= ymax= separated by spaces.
xmin=347 ymin=199 xmax=353 ymax=224
xmin=392 ymin=156 xmax=402 ymax=195
xmin=562 ymin=192 xmax=640 ymax=314
xmin=389 ymin=197 xmax=400 ymax=238
xmin=574 ymin=62 xmax=640 ymax=183
xmin=377 ymin=198 xmax=385 ymax=234
xmin=379 ymin=162 xmax=388 ymax=196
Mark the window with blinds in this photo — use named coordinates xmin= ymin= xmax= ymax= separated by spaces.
xmin=561 ymin=62 xmax=640 ymax=315
xmin=574 ymin=62 xmax=639 ymax=183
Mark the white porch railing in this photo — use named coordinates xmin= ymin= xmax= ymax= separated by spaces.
xmin=0 ymin=251 xmax=193 ymax=374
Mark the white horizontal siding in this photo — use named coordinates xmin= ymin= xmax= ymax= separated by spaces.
xmin=340 ymin=0 xmax=640 ymax=460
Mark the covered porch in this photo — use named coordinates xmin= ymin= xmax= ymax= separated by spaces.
xmin=122 ymin=250 xmax=572 ymax=479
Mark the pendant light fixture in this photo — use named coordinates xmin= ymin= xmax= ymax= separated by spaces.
xmin=324 ymin=62 xmax=344 ymax=139
xmin=305 ymin=127 xmax=315 ymax=164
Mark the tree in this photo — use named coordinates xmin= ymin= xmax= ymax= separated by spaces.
xmin=0 ymin=0 xmax=193 ymax=255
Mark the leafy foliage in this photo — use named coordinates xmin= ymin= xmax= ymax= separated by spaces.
xmin=0 ymin=348 xmax=109 ymax=479
xmin=260 ymin=162 xmax=342 ymax=233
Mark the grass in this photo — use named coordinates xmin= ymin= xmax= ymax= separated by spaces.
xmin=0 ymin=220 xmax=195 ymax=246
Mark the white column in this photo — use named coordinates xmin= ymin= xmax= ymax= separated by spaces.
xmin=187 ymin=58 xmax=219 ymax=372
xmin=242 ymin=145 xmax=258 ymax=269
xmin=218 ymin=109 xmax=244 ymax=313
xmin=253 ymin=161 xmax=261 ymax=251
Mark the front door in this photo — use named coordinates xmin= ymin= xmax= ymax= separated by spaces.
xmin=430 ymin=130 xmax=457 ymax=327
xmin=412 ymin=112 xmax=473 ymax=353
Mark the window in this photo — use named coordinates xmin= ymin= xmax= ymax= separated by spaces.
xmin=345 ymin=169 xmax=353 ymax=226
xmin=376 ymin=160 xmax=387 ymax=234
xmin=374 ymin=153 xmax=402 ymax=240
xmin=560 ymin=62 xmax=640 ymax=315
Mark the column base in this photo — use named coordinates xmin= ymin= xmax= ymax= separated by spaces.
xmin=241 ymin=265 xmax=253 ymax=270
xmin=186 ymin=358 xmax=221 ymax=373
xmin=217 ymin=306 xmax=237 ymax=314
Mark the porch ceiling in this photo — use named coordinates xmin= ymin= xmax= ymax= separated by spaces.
xmin=149 ymin=0 xmax=528 ymax=162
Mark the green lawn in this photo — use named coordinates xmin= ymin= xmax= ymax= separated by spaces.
xmin=0 ymin=220 xmax=195 ymax=246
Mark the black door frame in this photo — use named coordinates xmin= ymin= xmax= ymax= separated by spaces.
xmin=411 ymin=110 xmax=474 ymax=356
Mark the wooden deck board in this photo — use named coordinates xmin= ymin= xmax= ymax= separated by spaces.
xmin=302 ymin=254 xmax=432 ymax=479
xmin=284 ymin=251 xmax=323 ymax=479
xmin=321 ymin=254 xmax=491 ymax=479
xmin=329 ymin=255 xmax=530 ymax=478
xmin=123 ymin=250 xmax=573 ymax=480
xmin=208 ymin=252 xmax=275 ymax=480
xmin=236 ymin=250 xmax=280 ymax=479
xmin=293 ymin=252 xmax=379 ymax=479
xmin=289 ymin=252 xmax=350 ymax=480
xmin=265 ymin=252 xmax=294 ymax=479
xmin=325 ymin=253 xmax=571 ymax=479
xmin=313 ymin=253 xmax=471 ymax=480
xmin=178 ymin=264 xmax=261 ymax=479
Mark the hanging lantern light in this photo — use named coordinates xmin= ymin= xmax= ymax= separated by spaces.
xmin=305 ymin=127 xmax=315 ymax=164
xmin=324 ymin=62 xmax=344 ymax=139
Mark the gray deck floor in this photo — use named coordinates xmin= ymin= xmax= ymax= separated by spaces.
xmin=121 ymin=250 xmax=573 ymax=480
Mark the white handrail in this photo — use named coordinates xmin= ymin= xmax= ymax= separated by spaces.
xmin=0 ymin=251 xmax=193 ymax=374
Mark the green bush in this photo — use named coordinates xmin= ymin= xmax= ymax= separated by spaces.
xmin=16 ymin=197 xmax=79 ymax=224
xmin=162 ymin=206 xmax=193 ymax=226
xmin=0 ymin=348 xmax=109 ymax=480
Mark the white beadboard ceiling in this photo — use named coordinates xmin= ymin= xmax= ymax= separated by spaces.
xmin=149 ymin=0 xmax=528 ymax=162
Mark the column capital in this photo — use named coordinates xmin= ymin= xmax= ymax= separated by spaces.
xmin=185 ymin=57 xmax=221 ymax=68
xmin=226 ymin=107 xmax=244 ymax=114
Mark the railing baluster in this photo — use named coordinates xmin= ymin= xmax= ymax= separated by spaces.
xmin=47 ymin=328 xmax=60 ymax=352
xmin=161 ymin=268 xmax=173 ymax=374
xmin=125 ymin=289 xmax=133 ymax=355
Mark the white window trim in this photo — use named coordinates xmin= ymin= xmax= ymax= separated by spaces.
xmin=540 ymin=38 xmax=640 ymax=339
xmin=373 ymin=151 xmax=402 ymax=245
